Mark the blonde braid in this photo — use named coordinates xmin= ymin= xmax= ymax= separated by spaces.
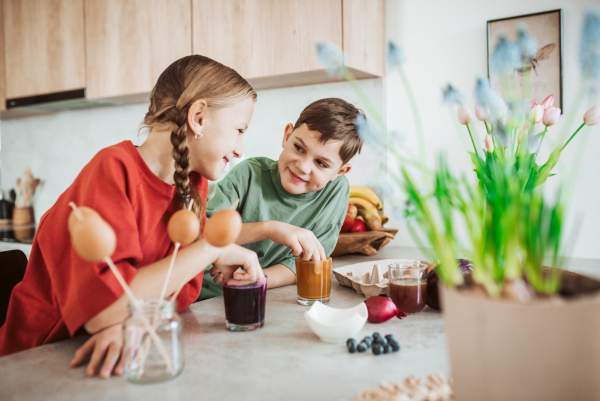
xmin=170 ymin=107 xmax=203 ymax=227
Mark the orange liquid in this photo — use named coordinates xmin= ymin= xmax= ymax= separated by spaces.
xmin=389 ymin=279 xmax=427 ymax=313
xmin=296 ymin=258 xmax=331 ymax=299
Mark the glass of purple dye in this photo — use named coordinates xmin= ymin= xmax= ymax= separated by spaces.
xmin=222 ymin=276 xmax=267 ymax=331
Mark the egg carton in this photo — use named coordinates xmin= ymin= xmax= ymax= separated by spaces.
xmin=332 ymin=259 xmax=425 ymax=298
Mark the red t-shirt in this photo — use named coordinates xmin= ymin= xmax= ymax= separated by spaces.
xmin=0 ymin=140 xmax=207 ymax=356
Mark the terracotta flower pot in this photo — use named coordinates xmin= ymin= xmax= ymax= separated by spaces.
xmin=441 ymin=270 xmax=600 ymax=401
xmin=12 ymin=207 xmax=34 ymax=226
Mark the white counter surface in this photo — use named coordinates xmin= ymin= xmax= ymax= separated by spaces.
xmin=0 ymin=246 xmax=598 ymax=401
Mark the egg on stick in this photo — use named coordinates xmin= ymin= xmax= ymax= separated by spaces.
xmin=169 ymin=199 xmax=242 ymax=302
xmin=160 ymin=200 xmax=199 ymax=301
xmin=67 ymin=203 xmax=175 ymax=375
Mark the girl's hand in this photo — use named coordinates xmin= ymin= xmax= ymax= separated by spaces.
xmin=267 ymin=222 xmax=326 ymax=262
xmin=212 ymin=243 xmax=263 ymax=284
xmin=70 ymin=323 xmax=124 ymax=379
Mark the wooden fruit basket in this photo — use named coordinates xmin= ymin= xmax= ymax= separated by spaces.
xmin=331 ymin=228 xmax=398 ymax=257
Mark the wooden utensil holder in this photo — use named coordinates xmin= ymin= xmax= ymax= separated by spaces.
xmin=13 ymin=207 xmax=34 ymax=226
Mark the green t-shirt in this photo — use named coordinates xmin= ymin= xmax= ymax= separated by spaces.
xmin=198 ymin=157 xmax=349 ymax=300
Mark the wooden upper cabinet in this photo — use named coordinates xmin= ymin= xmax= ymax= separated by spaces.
xmin=192 ymin=0 xmax=345 ymax=90
xmin=3 ymin=0 xmax=85 ymax=99
xmin=85 ymin=0 xmax=192 ymax=99
xmin=192 ymin=0 xmax=384 ymax=90
xmin=343 ymin=0 xmax=385 ymax=78
xmin=0 ymin=2 xmax=5 ymax=111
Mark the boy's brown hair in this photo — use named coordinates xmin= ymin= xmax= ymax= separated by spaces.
xmin=293 ymin=98 xmax=364 ymax=165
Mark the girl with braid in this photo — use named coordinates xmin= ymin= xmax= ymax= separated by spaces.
xmin=0 ymin=55 xmax=263 ymax=378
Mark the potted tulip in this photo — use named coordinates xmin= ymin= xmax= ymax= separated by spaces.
xmin=316 ymin=8 xmax=600 ymax=401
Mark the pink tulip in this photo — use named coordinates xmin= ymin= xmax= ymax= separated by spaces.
xmin=542 ymin=107 xmax=561 ymax=127
xmin=530 ymin=100 xmax=538 ymax=109
xmin=457 ymin=106 xmax=472 ymax=125
xmin=484 ymin=134 xmax=494 ymax=153
xmin=583 ymin=106 xmax=600 ymax=126
xmin=527 ymin=104 xmax=543 ymax=124
xmin=541 ymin=95 xmax=554 ymax=110
xmin=474 ymin=104 xmax=489 ymax=121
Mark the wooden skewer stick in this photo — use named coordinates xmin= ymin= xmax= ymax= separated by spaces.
xmin=68 ymin=202 xmax=85 ymax=220
xmin=68 ymin=202 xmax=175 ymax=376
xmin=138 ymin=199 xmax=195 ymax=378
xmin=103 ymin=257 xmax=176 ymax=376
xmin=229 ymin=198 xmax=240 ymax=210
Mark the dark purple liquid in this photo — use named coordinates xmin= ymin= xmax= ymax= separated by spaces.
xmin=222 ymin=281 xmax=267 ymax=325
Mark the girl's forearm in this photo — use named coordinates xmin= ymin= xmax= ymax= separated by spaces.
xmin=235 ymin=221 xmax=276 ymax=245
xmin=84 ymin=239 xmax=219 ymax=333
xmin=263 ymin=264 xmax=296 ymax=289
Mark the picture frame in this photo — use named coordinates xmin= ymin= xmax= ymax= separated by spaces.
xmin=487 ymin=9 xmax=563 ymax=112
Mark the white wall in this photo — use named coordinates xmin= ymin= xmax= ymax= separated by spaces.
xmin=2 ymin=0 xmax=599 ymax=260
xmin=384 ymin=0 xmax=600 ymax=259
xmin=0 ymin=79 xmax=385 ymax=224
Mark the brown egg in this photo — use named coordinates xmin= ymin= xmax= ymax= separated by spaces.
xmin=68 ymin=206 xmax=100 ymax=233
xmin=204 ymin=209 xmax=242 ymax=247
xmin=167 ymin=209 xmax=200 ymax=245
xmin=70 ymin=214 xmax=117 ymax=262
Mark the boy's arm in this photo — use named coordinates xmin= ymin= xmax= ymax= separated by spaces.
xmin=237 ymin=221 xmax=326 ymax=262
xmin=263 ymin=264 xmax=296 ymax=288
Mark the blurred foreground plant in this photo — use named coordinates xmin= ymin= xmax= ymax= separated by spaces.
xmin=315 ymin=8 xmax=599 ymax=297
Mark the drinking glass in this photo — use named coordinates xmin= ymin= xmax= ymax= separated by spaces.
xmin=222 ymin=276 xmax=267 ymax=331
xmin=122 ymin=299 xmax=184 ymax=384
xmin=388 ymin=262 xmax=428 ymax=314
xmin=296 ymin=257 xmax=332 ymax=306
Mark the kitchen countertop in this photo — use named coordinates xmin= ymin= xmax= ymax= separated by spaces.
xmin=0 ymin=246 xmax=599 ymax=401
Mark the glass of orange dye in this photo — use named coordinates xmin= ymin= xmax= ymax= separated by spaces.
xmin=295 ymin=257 xmax=332 ymax=306
xmin=388 ymin=262 xmax=428 ymax=314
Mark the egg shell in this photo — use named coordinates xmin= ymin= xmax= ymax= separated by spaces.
xmin=68 ymin=206 xmax=100 ymax=233
xmin=70 ymin=214 xmax=117 ymax=262
xmin=167 ymin=209 xmax=200 ymax=245
xmin=204 ymin=209 xmax=242 ymax=247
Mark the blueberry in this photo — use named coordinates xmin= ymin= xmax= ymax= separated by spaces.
xmin=384 ymin=344 xmax=393 ymax=354
xmin=357 ymin=342 xmax=368 ymax=353
xmin=389 ymin=340 xmax=401 ymax=352
xmin=384 ymin=334 xmax=395 ymax=342
xmin=362 ymin=336 xmax=373 ymax=347
xmin=346 ymin=338 xmax=357 ymax=348
xmin=372 ymin=343 xmax=383 ymax=355
xmin=374 ymin=337 xmax=387 ymax=346
xmin=372 ymin=332 xmax=382 ymax=339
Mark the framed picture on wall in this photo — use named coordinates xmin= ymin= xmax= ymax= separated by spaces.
xmin=487 ymin=9 xmax=563 ymax=111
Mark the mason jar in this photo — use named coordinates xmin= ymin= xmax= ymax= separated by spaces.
xmin=122 ymin=299 xmax=184 ymax=384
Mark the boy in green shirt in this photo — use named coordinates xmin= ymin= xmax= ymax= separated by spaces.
xmin=200 ymin=98 xmax=364 ymax=300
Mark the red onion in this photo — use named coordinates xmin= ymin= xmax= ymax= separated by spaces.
xmin=427 ymin=259 xmax=473 ymax=310
xmin=365 ymin=296 xmax=407 ymax=323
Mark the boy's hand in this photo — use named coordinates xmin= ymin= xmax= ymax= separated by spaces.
xmin=212 ymin=243 xmax=264 ymax=284
xmin=71 ymin=323 xmax=124 ymax=379
xmin=267 ymin=222 xmax=327 ymax=262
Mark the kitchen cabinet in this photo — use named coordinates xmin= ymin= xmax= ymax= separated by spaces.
xmin=0 ymin=0 xmax=384 ymax=114
xmin=192 ymin=0 xmax=385 ymax=90
xmin=85 ymin=0 xmax=192 ymax=100
xmin=0 ymin=2 xmax=5 ymax=112
xmin=3 ymin=0 xmax=86 ymax=100
xmin=343 ymin=0 xmax=385 ymax=78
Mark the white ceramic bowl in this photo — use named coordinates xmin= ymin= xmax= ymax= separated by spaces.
xmin=304 ymin=301 xmax=368 ymax=343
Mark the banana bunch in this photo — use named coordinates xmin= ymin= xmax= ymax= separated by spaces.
xmin=348 ymin=186 xmax=389 ymax=231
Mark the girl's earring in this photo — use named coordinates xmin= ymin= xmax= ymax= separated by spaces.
xmin=195 ymin=133 xmax=203 ymax=140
